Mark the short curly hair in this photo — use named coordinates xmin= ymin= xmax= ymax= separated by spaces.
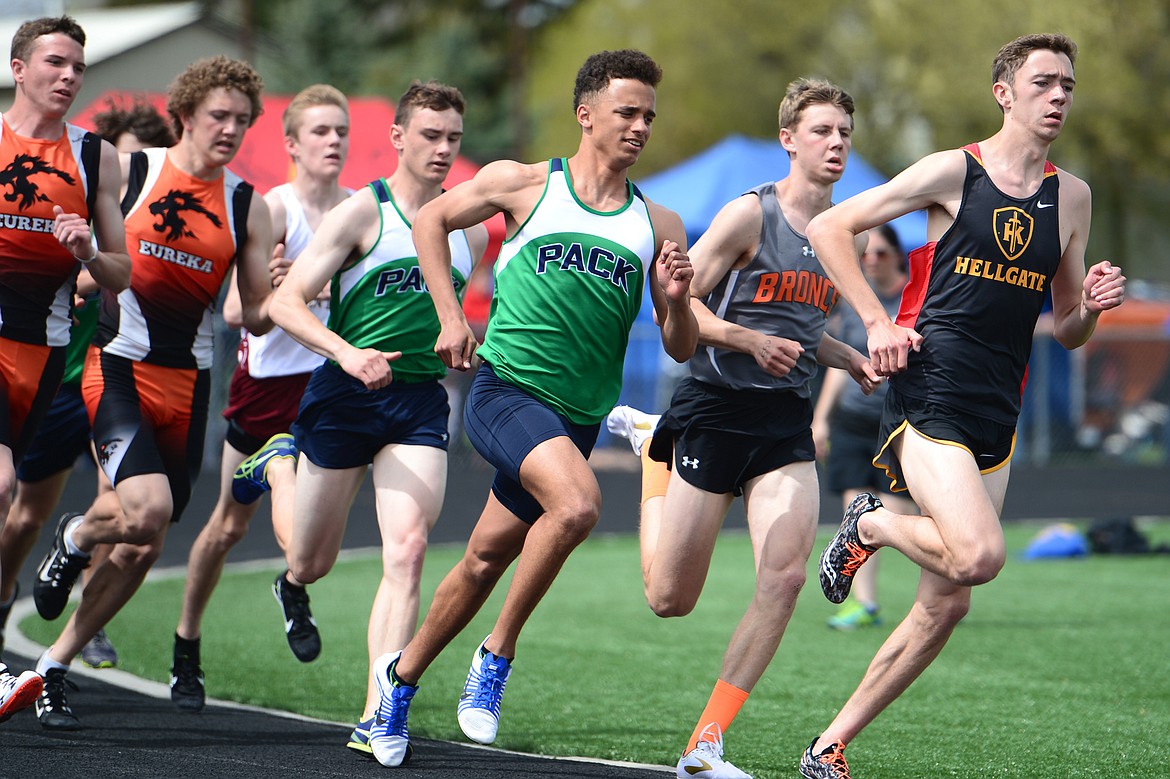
xmin=93 ymin=97 xmax=175 ymax=148
xmin=10 ymin=16 xmax=85 ymax=62
xmin=166 ymin=56 xmax=264 ymax=138
xmin=573 ymin=49 xmax=662 ymax=110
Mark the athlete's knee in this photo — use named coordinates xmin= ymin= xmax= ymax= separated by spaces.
xmin=120 ymin=510 xmax=169 ymax=546
xmin=645 ymin=586 xmax=698 ymax=619
xmin=209 ymin=503 xmax=253 ymax=549
xmin=382 ymin=528 xmax=428 ymax=581
xmin=951 ymin=546 xmax=1005 ymax=587
xmin=545 ymin=493 xmax=601 ymax=543
xmin=754 ymin=563 xmax=807 ymax=605
xmin=288 ymin=553 xmax=331 ymax=585
xmin=461 ymin=542 xmax=514 ymax=588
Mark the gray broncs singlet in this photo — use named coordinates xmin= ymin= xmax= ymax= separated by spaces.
xmin=688 ymin=181 xmax=838 ymax=397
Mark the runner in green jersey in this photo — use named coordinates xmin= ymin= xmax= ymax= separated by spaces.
xmin=366 ymin=49 xmax=697 ymax=768
xmin=268 ymin=81 xmax=488 ymax=757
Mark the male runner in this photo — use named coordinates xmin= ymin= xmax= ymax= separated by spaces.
xmin=800 ymin=33 xmax=1125 ymax=777
xmin=30 ymin=56 xmax=276 ymax=730
xmin=366 ymin=49 xmax=698 ymax=767
xmin=169 ymin=83 xmax=352 ymax=713
xmin=608 ymin=78 xmax=878 ymax=779
xmin=0 ymin=15 xmax=130 ymax=722
xmin=267 ymin=80 xmax=488 ymax=755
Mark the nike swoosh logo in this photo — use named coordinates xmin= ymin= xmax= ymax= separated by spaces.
xmin=685 ymin=758 xmax=713 ymax=775
xmin=1037 ymin=202 xmax=1055 ymax=209
xmin=285 ymin=619 xmax=295 ymax=633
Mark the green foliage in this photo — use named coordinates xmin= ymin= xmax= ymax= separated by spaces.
xmin=525 ymin=0 xmax=1170 ymax=280
xmin=21 ymin=521 xmax=1170 ymax=778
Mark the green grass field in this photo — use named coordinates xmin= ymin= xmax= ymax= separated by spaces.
xmin=22 ymin=519 xmax=1170 ymax=778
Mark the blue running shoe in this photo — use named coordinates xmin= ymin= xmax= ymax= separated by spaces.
xmin=346 ymin=716 xmax=375 ymax=758
xmin=369 ymin=651 xmax=416 ymax=767
xmin=232 ymin=433 xmax=297 ymax=505
xmin=457 ymin=635 xmax=512 ymax=745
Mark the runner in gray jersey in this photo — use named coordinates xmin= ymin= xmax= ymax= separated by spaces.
xmin=607 ymin=78 xmax=879 ymax=779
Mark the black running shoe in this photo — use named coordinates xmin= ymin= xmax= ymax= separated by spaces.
xmin=33 ymin=513 xmax=91 ymax=620
xmin=36 ymin=667 xmax=81 ymax=730
xmin=0 ymin=582 xmax=18 ymax=656
xmin=273 ymin=572 xmax=320 ymax=662
xmin=819 ymin=493 xmax=881 ymax=604
xmin=800 ymin=738 xmax=853 ymax=778
xmin=170 ymin=639 xmax=205 ymax=713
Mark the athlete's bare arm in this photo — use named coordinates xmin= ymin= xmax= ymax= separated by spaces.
xmin=269 ymin=187 xmax=400 ymax=389
xmin=644 ymin=202 xmax=697 ymax=362
xmin=807 ymin=150 xmax=966 ymax=375
xmin=414 ymin=159 xmax=544 ymax=371
xmin=54 ymin=139 xmax=130 ymax=291
xmin=224 ymin=186 xmax=291 ymax=327
xmin=1046 ymin=171 xmax=1125 ymax=348
xmin=234 ymin=190 xmax=276 ymax=336
xmin=682 ymin=194 xmax=806 ymax=377
xmin=816 ymin=332 xmax=880 ymax=395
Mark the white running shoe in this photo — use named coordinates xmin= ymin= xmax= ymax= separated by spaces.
xmin=456 ymin=636 xmax=512 ymax=745
xmin=606 ymin=405 xmax=660 ymax=456
xmin=676 ymin=723 xmax=752 ymax=779
xmin=369 ymin=651 xmax=417 ymax=767
xmin=0 ymin=664 xmax=43 ymax=723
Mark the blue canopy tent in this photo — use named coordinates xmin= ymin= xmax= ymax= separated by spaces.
xmin=612 ymin=134 xmax=928 ymax=424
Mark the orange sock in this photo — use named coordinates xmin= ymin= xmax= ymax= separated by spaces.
xmin=685 ymin=679 xmax=750 ymax=753
xmin=639 ymin=439 xmax=669 ymax=504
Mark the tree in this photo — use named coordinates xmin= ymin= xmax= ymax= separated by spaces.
xmin=526 ymin=0 xmax=1170 ymax=281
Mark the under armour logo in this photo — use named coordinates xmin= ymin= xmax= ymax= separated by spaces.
xmin=802 ymin=245 xmax=816 ymax=258
xmin=681 ymin=456 xmax=700 ymax=469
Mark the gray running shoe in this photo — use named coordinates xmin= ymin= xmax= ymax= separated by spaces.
xmin=80 ymin=629 xmax=118 ymax=669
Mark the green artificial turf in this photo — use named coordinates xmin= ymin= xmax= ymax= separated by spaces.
xmin=21 ymin=519 xmax=1170 ymax=778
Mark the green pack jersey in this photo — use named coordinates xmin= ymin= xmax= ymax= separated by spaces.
xmin=62 ymin=293 xmax=99 ymax=386
xmin=328 ymin=178 xmax=475 ymax=383
xmin=477 ymin=158 xmax=655 ymax=424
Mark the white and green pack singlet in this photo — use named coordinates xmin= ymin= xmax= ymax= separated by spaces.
xmin=477 ymin=157 xmax=656 ymax=424
xmin=328 ymin=178 xmax=475 ymax=383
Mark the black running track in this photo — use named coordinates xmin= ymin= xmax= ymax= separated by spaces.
xmin=3 ymin=450 xmax=1160 ymax=777
xmin=1 ymin=460 xmax=671 ymax=778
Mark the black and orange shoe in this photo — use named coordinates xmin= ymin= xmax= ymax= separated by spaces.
xmin=819 ymin=493 xmax=881 ymax=604
xmin=799 ymin=738 xmax=852 ymax=779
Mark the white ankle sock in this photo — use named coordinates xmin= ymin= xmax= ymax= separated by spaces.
xmin=36 ymin=649 xmax=70 ymax=676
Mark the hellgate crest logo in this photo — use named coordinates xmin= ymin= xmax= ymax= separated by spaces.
xmin=993 ymin=206 xmax=1033 ymax=262
xmin=149 ymin=189 xmax=222 ymax=241
xmin=0 ymin=154 xmax=76 ymax=211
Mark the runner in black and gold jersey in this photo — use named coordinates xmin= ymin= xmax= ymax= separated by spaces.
xmin=799 ymin=33 xmax=1126 ymax=779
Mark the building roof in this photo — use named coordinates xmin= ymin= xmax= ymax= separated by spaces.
xmin=1 ymin=2 xmax=202 ymax=88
